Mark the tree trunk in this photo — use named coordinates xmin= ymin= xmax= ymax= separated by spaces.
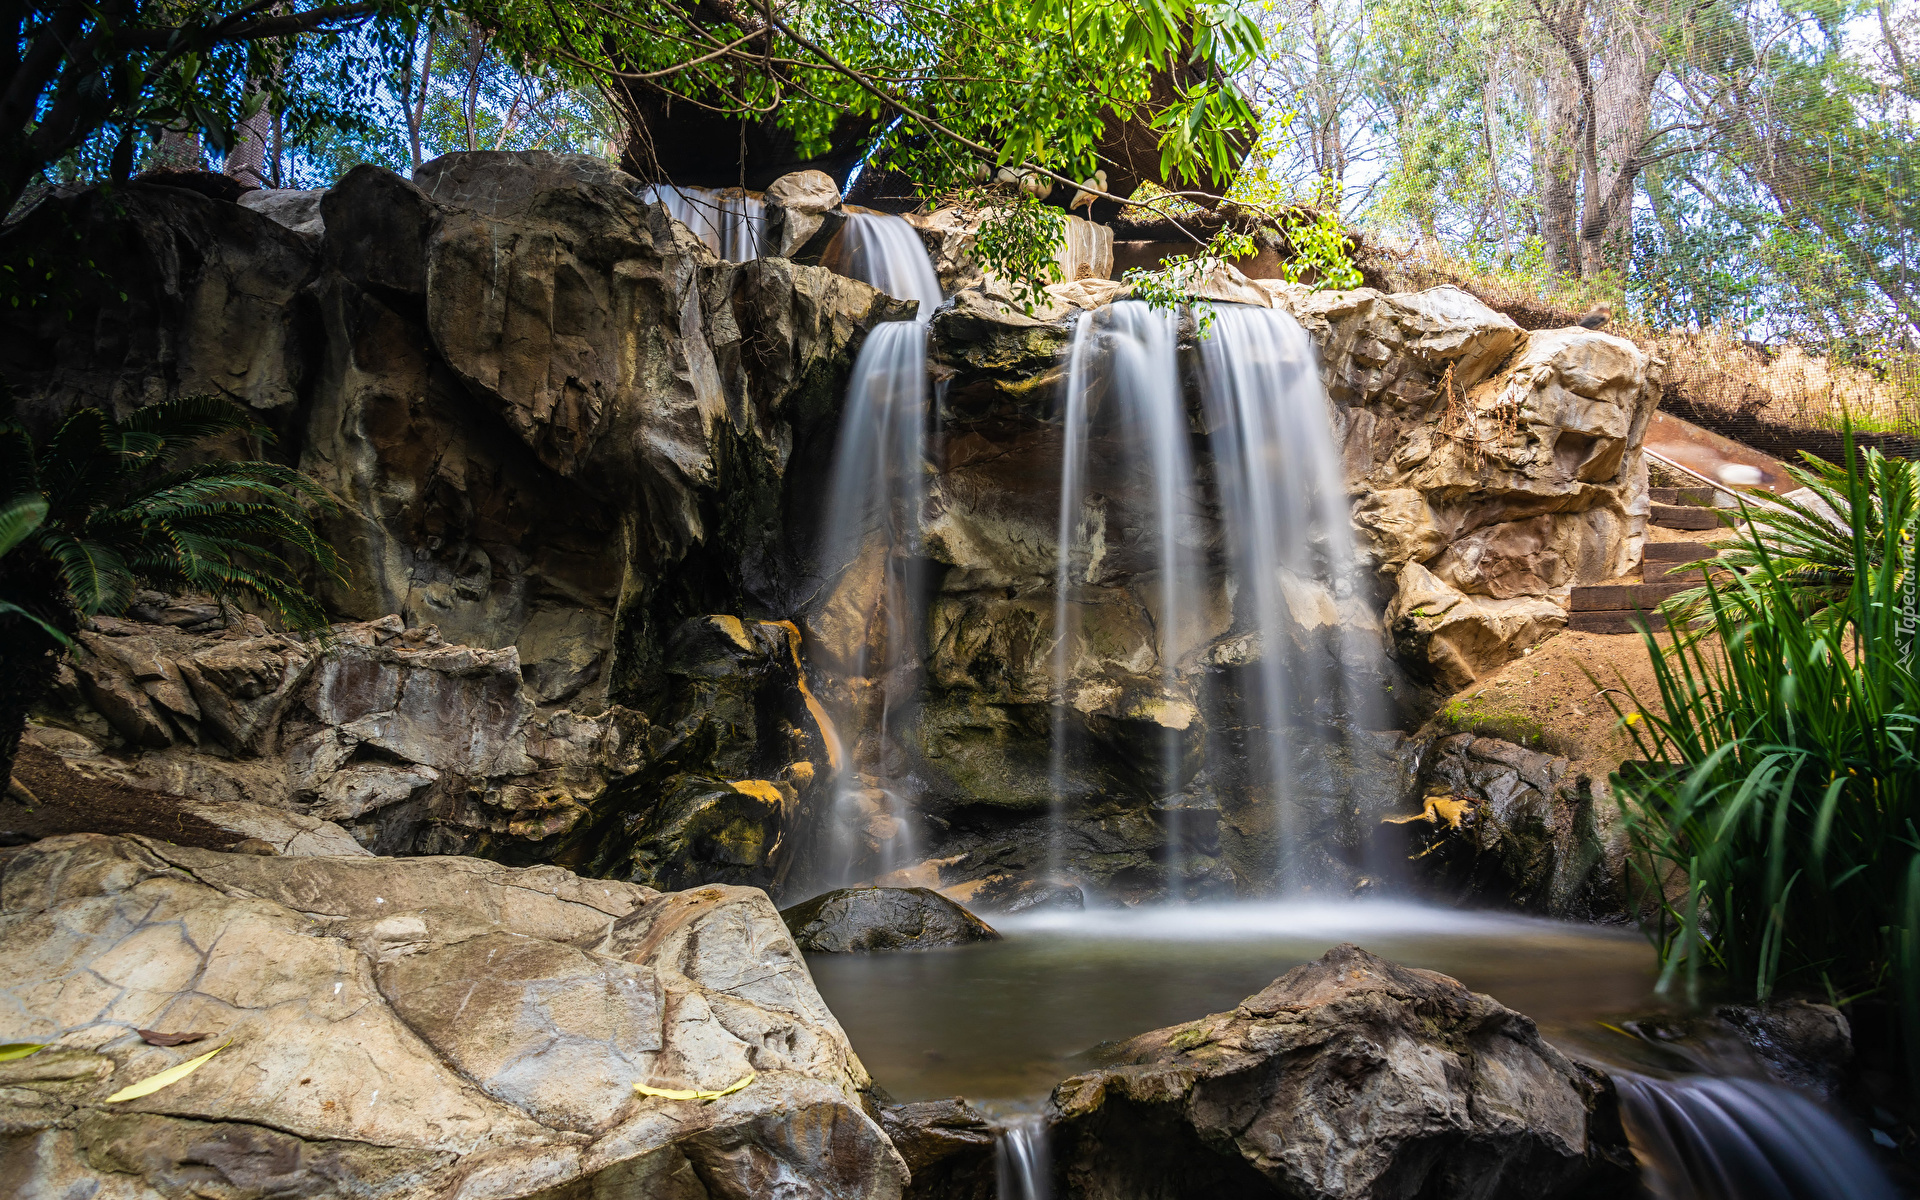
xmin=225 ymin=102 xmax=274 ymax=187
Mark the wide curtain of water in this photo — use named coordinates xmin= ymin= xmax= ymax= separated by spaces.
xmin=1049 ymin=300 xmax=1387 ymax=897
xmin=641 ymin=183 xmax=765 ymax=261
xmin=807 ymin=213 xmax=943 ymax=888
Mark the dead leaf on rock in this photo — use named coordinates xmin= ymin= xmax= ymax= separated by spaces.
xmin=105 ymin=1040 xmax=229 ymax=1102
xmin=634 ymin=1072 xmax=756 ymax=1102
xmin=136 ymin=1030 xmax=210 ymax=1047
xmin=0 ymin=1043 xmax=46 ymax=1063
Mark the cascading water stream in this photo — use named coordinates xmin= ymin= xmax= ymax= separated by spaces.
xmin=1617 ymin=1074 xmax=1897 ymax=1200
xmin=1193 ymin=304 xmax=1386 ymax=891
xmin=993 ymin=1113 xmax=1052 ymax=1200
xmin=642 ymin=183 xmax=765 ymax=261
xmin=1049 ymin=300 xmax=1387 ymax=897
xmin=1050 ymin=303 xmax=1198 ymax=891
xmin=808 ymin=211 xmax=944 ymax=888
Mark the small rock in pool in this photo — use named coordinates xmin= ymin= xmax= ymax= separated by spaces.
xmin=780 ymin=887 xmax=1001 ymax=952
xmin=971 ymin=876 xmax=1085 ymax=914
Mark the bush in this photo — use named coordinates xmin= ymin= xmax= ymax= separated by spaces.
xmin=1613 ymin=436 xmax=1920 ymax=1082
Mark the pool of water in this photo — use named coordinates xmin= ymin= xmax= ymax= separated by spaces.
xmin=806 ymin=901 xmax=1663 ymax=1109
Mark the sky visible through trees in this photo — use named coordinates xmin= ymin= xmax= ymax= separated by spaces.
xmin=14 ymin=0 xmax=1918 ymax=380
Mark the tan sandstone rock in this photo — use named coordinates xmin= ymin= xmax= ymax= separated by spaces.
xmin=0 ymin=834 xmax=906 ymax=1200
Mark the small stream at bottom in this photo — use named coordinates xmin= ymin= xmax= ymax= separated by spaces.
xmin=806 ymin=901 xmax=1897 ymax=1199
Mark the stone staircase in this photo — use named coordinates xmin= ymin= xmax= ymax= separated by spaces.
xmin=1567 ymin=539 xmax=1721 ymax=634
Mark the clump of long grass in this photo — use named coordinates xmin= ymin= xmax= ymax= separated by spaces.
xmin=1612 ymin=435 xmax=1920 ymax=1081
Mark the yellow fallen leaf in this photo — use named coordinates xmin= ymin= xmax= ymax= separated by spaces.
xmin=0 ymin=1043 xmax=46 ymax=1063
xmin=105 ymin=1040 xmax=229 ymax=1102
xmin=634 ymin=1072 xmax=756 ymax=1101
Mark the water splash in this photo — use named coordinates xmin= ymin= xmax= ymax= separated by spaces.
xmin=1617 ymin=1074 xmax=1897 ymax=1200
xmin=806 ymin=212 xmax=944 ymax=888
xmin=643 ymin=184 xmax=765 ymax=261
xmin=994 ymin=1113 xmax=1052 ymax=1200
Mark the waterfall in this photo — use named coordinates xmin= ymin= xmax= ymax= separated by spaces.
xmin=1617 ymin=1074 xmax=1897 ymax=1200
xmin=841 ymin=212 xmax=944 ymax=319
xmin=994 ymin=1113 xmax=1052 ymax=1200
xmin=807 ymin=212 xmax=944 ymax=888
xmin=1051 ymin=302 xmax=1200 ymax=892
xmin=1049 ymin=301 xmax=1386 ymax=897
xmin=642 ymin=183 xmax=765 ymax=261
xmin=1194 ymin=304 xmax=1385 ymax=892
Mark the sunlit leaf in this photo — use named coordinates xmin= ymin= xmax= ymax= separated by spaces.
xmin=104 ymin=1040 xmax=229 ymax=1102
xmin=633 ymin=1072 xmax=755 ymax=1101
xmin=0 ymin=1043 xmax=47 ymax=1063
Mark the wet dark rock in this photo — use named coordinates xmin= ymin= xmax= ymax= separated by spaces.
xmin=1715 ymin=999 xmax=1853 ymax=1105
xmin=1386 ymin=731 xmax=1626 ymax=920
xmin=781 ymin=887 xmax=1001 ymax=952
xmin=970 ymin=876 xmax=1085 ymax=914
xmin=1049 ymin=943 xmax=1636 ymax=1200
xmin=880 ymin=1098 xmax=998 ymax=1199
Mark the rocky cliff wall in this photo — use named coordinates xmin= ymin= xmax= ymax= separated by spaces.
xmin=5 ymin=166 xmax=1656 ymax=907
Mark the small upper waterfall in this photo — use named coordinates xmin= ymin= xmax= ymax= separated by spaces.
xmin=841 ymin=212 xmax=943 ymax=319
xmin=1617 ymin=1074 xmax=1898 ymax=1200
xmin=807 ymin=211 xmax=944 ymax=887
xmin=642 ymin=183 xmax=765 ymax=261
xmin=1048 ymin=300 xmax=1388 ymax=898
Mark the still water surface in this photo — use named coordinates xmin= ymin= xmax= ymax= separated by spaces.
xmin=806 ymin=901 xmax=1662 ymax=1107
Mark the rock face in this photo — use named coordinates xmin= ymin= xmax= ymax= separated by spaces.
xmin=1384 ymin=732 xmax=1625 ymax=919
xmin=1047 ymin=943 xmax=1635 ymax=1200
xmin=0 ymin=833 xmax=906 ymax=1199
xmin=781 ymin=887 xmax=1001 ymax=952
xmin=2 ymin=151 xmax=908 ymax=719
xmin=1271 ymin=285 xmax=1658 ymax=692
xmin=32 ymin=605 xmax=844 ymax=892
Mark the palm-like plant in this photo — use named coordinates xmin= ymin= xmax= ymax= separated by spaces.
xmin=0 ymin=395 xmax=344 ymax=785
xmin=1663 ymin=446 xmax=1917 ymax=626
xmin=1613 ymin=435 xmax=1920 ymax=1086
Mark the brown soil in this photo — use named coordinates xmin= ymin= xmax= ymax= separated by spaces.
xmin=2 ymin=741 xmax=239 ymax=850
xmin=1433 ymin=630 xmax=1688 ymax=771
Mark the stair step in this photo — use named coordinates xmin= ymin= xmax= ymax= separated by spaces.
xmin=1568 ymin=610 xmax=1705 ymax=634
xmin=1571 ymin=582 xmax=1694 ymax=611
xmin=1650 ymin=486 xmax=1718 ymax=505
xmin=1644 ymin=542 xmax=1718 ymax=561
xmin=1652 ymin=504 xmax=1722 ymax=531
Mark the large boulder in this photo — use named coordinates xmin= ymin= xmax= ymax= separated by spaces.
xmin=780 ymin=887 xmax=1001 ymax=952
xmin=31 ymin=608 xmax=838 ymax=887
xmin=1048 ymin=943 xmax=1635 ymax=1200
xmin=0 ymin=834 xmax=907 ymax=1199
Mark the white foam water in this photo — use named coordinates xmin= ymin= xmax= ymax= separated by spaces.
xmin=806 ymin=211 xmax=945 ymax=888
xmin=643 ymin=183 xmax=765 ymax=260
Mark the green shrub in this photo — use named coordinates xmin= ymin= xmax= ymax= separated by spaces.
xmin=1613 ymin=435 xmax=1920 ymax=1083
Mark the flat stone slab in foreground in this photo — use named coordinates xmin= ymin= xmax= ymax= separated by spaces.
xmin=0 ymin=834 xmax=905 ymax=1199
